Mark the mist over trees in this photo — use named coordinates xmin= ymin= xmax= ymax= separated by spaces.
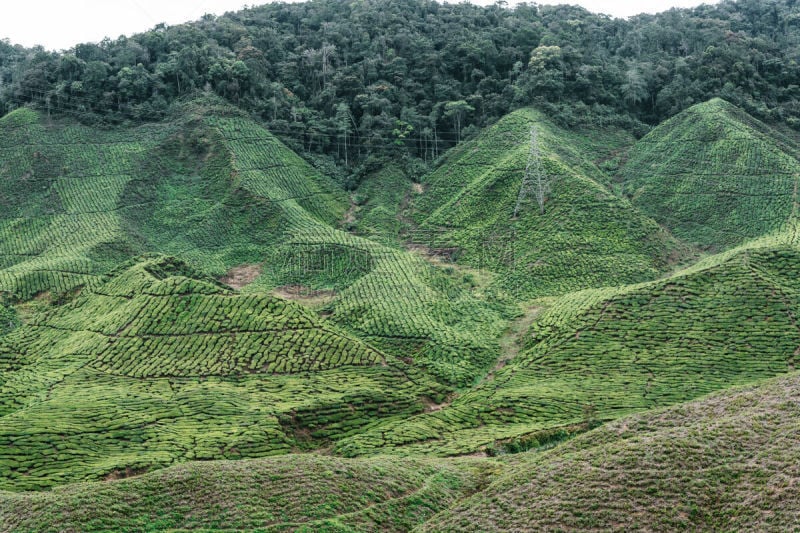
xmin=2 ymin=0 xmax=799 ymax=180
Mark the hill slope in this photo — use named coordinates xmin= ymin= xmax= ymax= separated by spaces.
xmin=621 ymin=98 xmax=800 ymax=250
xmin=0 ymin=103 xmax=347 ymax=301
xmin=336 ymin=222 xmax=800 ymax=456
xmin=410 ymin=108 xmax=686 ymax=297
xmin=0 ymin=101 xmax=513 ymax=389
xmin=0 ymin=255 xmax=443 ymax=490
xmin=418 ymin=371 xmax=800 ymax=532
xmin=0 ymin=455 xmax=495 ymax=533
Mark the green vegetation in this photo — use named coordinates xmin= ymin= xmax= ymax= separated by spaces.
xmin=0 ymin=255 xmax=447 ymax=490
xmin=0 ymin=303 xmax=15 ymax=337
xmin=419 ymin=371 xmax=800 ymax=532
xmin=0 ymin=455 xmax=495 ymax=532
xmin=347 ymin=165 xmax=415 ymax=245
xmin=410 ymin=108 xmax=687 ymax=297
xmin=336 ymin=222 xmax=800 ymax=456
xmin=5 ymin=0 xmax=800 ymax=169
xmin=621 ymin=98 xmax=800 ymax=250
xmin=0 ymin=102 xmax=346 ymax=301
xmin=0 ymin=102 xmax=510 ymax=390
xmin=2 ymin=23 xmax=800 ymax=527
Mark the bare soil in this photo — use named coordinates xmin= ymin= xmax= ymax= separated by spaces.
xmin=219 ymin=264 xmax=262 ymax=289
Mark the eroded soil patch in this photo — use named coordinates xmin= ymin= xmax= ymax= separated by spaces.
xmin=220 ymin=264 xmax=262 ymax=289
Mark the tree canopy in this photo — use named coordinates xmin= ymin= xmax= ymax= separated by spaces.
xmin=2 ymin=0 xmax=800 ymax=176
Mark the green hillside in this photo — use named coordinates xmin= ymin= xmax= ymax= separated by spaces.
xmin=2 ymin=90 xmax=800 ymax=531
xmin=0 ymin=454 xmax=495 ymax=532
xmin=621 ymin=98 xmax=800 ymax=250
xmin=410 ymin=108 xmax=686 ymax=298
xmin=0 ymin=255 xmax=445 ymax=490
xmin=0 ymin=102 xmax=347 ymax=302
xmin=336 ymin=222 xmax=800 ymax=456
xmin=347 ymin=164 xmax=415 ymax=245
xmin=0 ymin=101 xmax=513 ymax=389
xmin=418 ymin=371 xmax=800 ymax=532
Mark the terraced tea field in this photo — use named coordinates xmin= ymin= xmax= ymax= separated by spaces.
xmin=0 ymin=256 xmax=445 ymax=490
xmin=2 ymin=96 xmax=800 ymax=531
xmin=410 ymin=108 xmax=688 ymax=298
xmin=621 ymin=98 xmax=800 ymax=250
xmin=336 ymin=223 xmax=800 ymax=456
xmin=0 ymin=102 xmax=346 ymax=301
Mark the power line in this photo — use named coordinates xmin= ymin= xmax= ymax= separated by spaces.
xmin=3 ymin=88 xmax=476 ymax=141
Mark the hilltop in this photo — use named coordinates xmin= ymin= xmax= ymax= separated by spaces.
xmin=621 ymin=98 xmax=800 ymax=250
xmin=409 ymin=108 xmax=688 ymax=298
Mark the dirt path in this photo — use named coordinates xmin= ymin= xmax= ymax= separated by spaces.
xmin=481 ymin=305 xmax=543 ymax=384
xmin=343 ymin=196 xmax=358 ymax=226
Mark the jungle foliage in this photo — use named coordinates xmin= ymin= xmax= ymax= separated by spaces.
xmin=3 ymin=0 xmax=800 ymax=181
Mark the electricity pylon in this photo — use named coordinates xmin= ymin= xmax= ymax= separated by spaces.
xmin=514 ymin=126 xmax=548 ymax=217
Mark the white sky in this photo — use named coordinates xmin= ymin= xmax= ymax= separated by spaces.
xmin=1 ymin=0 xmax=719 ymax=51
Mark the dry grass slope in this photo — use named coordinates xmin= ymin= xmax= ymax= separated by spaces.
xmin=417 ymin=372 xmax=800 ymax=532
xmin=0 ymin=454 xmax=495 ymax=533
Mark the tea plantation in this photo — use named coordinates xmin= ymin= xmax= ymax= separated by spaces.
xmin=621 ymin=98 xmax=800 ymax=250
xmin=0 ymin=255 xmax=456 ymax=490
xmin=335 ymin=222 xmax=800 ymax=456
xmin=410 ymin=108 xmax=689 ymax=298
xmin=418 ymin=372 xmax=800 ymax=532
xmin=0 ymin=102 xmax=346 ymax=301
xmin=1 ymin=97 xmax=800 ymax=531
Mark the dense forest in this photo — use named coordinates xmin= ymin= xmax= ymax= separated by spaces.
xmin=2 ymin=0 xmax=800 ymax=181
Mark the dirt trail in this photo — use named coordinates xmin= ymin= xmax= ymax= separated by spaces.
xmin=481 ymin=306 xmax=543 ymax=384
xmin=343 ymin=197 xmax=358 ymax=225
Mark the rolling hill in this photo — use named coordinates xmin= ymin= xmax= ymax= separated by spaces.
xmin=0 ymin=99 xmax=513 ymax=389
xmin=335 ymin=221 xmax=800 ymax=457
xmin=0 ymin=454 xmax=495 ymax=533
xmin=0 ymin=255 xmax=445 ymax=490
xmin=409 ymin=108 xmax=688 ymax=298
xmin=620 ymin=98 xmax=800 ymax=250
xmin=418 ymin=371 xmax=800 ymax=532
xmin=0 ymin=101 xmax=347 ymax=301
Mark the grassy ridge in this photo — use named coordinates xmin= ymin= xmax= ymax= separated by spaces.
xmin=336 ymin=223 xmax=800 ymax=456
xmin=0 ymin=454 xmax=495 ymax=532
xmin=418 ymin=371 xmax=800 ymax=532
xmin=621 ymin=98 xmax=800 ymax=250
xmin=410 ymin=108 xmax=685 ymax=298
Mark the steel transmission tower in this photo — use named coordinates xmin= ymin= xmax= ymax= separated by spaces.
xmin=514 ymin=126 xmax=548 ymax=217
